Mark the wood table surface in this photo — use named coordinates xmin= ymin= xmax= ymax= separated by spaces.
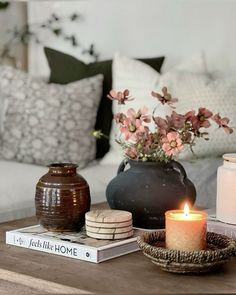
xmin=0 ymin=204 xmax=236 ymax=294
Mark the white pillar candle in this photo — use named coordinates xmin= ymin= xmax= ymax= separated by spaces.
xmin=165 ymin=204 xmax=207 ymax=251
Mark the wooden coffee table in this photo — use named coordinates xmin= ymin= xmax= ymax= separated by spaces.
xmin=1 ymin=204 xmax=236 ymax=294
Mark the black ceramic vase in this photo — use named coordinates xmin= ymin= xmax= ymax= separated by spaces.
xmin=106 ymin=160 xmax=196 ymax=229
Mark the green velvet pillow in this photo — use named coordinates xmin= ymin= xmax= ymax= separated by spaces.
xmin=44 ymin=47 xmax=165 ymax=159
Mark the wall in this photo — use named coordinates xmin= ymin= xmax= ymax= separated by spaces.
xmin=0 ymin=2 xmax=27 ymax=69
xmin=28 ymin=0 xmax=236 ymax=77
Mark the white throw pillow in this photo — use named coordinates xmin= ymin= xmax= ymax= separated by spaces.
xmin=101 ymin=52 xmax=207 ymax=165
xmin=170 ymin=51 xmax=207 ymax=74
xmin=158 ymin=71 xmax=236 ymax=159
xmin=0 ymin=66 xmax=103 ymax=168
xmin=101 ymin=53 xmax=164 ymax=165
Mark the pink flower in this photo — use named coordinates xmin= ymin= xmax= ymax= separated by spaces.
xmin=212 ymin=113 xmax=233 ymax=134
xmin=196 ymin=108 xmax=213 ymax=128
xmin=185 ymin=108 xmax=213 ymax=131
xmin=124 ymin=147 xmax=138 ymax=160
xmin=103 ymin=85 xmax=234 ymax=162
xmin=154 ymin=111 xmax=185 ymax=136
xmin=181 ymin=131 xmax=192 ymax=144
xmin=153 ymin=117 xmax=170 ymax=136
xmin=127 ymin=106 xmax=151 ymax=123
xmin=107 ymin=89 xmax=133 ymax=104
xmin=166 ymin=111 xmax=185 ymax=129
xmin=143 ymin=133 xmax=159 ymax=154
xmin=184 ymin=110 xmax=198 ymax=131
xmin=161 ymin=131 xmax=184 ymax=157
xmin=120 ymin=118 xmax=148 ymax=141
xmin=114 ymin=113 xmax=127 ymax=124
xmin=134 ymin=126 xmax=150 ymax=141
xmin=151 ymin=87 xmax=178 ymax=108
xmin=154 ymin=117 xmax=169 ymax=129
xmin=185 ymin=110 xmax=196 ymax=121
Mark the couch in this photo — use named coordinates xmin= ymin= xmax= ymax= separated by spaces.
xmin=0 ymin=157 xmax=222 ymax=223
xmin=0 ymin=49 xmax=231 ymax=224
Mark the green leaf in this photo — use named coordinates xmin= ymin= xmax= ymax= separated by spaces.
xmin=0 ymin=2 xmax=9 ymax=10
xmin=70 ymin=13 xmax=79 ymax=21
xmin=52 ymin=28 xmax=62 ymax=36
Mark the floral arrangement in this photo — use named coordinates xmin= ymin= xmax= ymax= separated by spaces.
xmin=94 ymin=87 xmax=233 ymax=162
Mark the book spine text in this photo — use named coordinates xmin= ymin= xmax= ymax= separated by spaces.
xmin=6 ymin=232 xmax=99 ymax=263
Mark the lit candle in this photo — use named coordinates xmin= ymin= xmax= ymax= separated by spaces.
xmin=165 ymin=204 xmax=207 ymax=251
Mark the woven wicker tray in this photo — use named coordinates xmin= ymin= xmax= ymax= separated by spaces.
xmin=137 ymin=231 xmax=236 ymax=274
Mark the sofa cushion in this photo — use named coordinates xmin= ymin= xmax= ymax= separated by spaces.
xmin=44 ymin=47 xmax=165 ymax=158
xmin=158 ymin=71 xmax=236 ymax=159
xmin=0 ymin=66 xmax=103 ymax=168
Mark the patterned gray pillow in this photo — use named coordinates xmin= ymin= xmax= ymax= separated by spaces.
xmin=0 ymin=66 xmax=103 ymax=168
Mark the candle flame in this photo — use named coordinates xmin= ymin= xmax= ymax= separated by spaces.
xmin=184 ymin=203 xmax=190 ymax=217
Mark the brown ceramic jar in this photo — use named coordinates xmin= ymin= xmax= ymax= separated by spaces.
xmin=35 ymin=163 xmax=90 ymax=232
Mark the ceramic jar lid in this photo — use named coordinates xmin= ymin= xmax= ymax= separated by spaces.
xmin=223 ymin=153 xmax=236 ymax=163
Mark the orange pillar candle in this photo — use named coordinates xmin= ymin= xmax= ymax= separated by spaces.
xmin=165 ymin=204 xmax=207 ymax=251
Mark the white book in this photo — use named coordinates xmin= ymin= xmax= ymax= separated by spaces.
xmin=6 ymin=225 xmax=141 ymax=263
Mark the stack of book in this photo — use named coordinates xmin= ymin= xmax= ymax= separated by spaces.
xmin=6 ymin=225 xmax=142 ymax=263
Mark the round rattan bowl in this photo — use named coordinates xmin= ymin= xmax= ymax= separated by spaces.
xmin=137 ymin=231 xmax=236 ymax=274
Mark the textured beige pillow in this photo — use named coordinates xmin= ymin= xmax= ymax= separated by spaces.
xmin=159 ymin=71 xmax=236 ymax=159
xmin=0 ymin=66 xmax=103 ymax=167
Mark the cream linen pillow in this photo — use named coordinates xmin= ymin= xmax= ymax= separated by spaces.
xmin=101 ymin=53 xmax=165 ymax=165
xmin=158 ymin=71 xmax=236 ymax=159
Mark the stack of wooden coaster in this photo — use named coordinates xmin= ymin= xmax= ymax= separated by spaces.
xmin=85 ymin=209 xmax=133 ymax=240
